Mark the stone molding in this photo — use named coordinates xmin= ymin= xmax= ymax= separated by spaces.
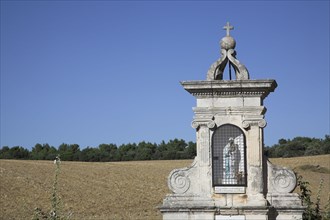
xmin=181 ymin=80 xmax=277 ymax=99
xmin=193 ymin=106 xmax=266 ymax=116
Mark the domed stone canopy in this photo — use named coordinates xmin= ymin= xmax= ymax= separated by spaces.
xmin=207 ymin=22 xmax=249 ymax=81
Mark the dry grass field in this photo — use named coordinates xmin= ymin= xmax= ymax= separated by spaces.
xmin=1 ymin=155 xmax=329 ymax=220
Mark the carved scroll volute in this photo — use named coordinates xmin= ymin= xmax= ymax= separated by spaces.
xmin=267 ymin=161 xmax=297 ymax=193
xmin=271 ymin=168 xmax=296 ymax=193
xmin=168 ymin=169 xmax=191 ymax=194
xmin=191 ymin=120 xmax=200 ymax=130
xmin=168 ymin=160 xmax=197 ymax=194
xmin=207 ymin=120 xmax=216 ymax=129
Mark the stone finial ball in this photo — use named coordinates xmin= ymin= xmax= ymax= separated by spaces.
xmin=220 ymin=36 xmax=236 ymax=50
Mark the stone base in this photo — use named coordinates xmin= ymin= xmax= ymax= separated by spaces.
xmin=160 ymin=195 xmax=215 ymax=220
xmin=160 ymin=193 xmax=304 ymax=220
xmin=267 ymin=193 xmax=302 ymax=207
xmin=213 ymin=193 xmax=268 ymax=207
xmin=267 ymin=193 xmax=305 ymax=220
xmin=161 ymin=194 xmax=215 ymax=208
xmin=161 ymin=208 xmax=215 ymax=220
xmin=160 ymin=194 xmax=269 ymax=220
xmin=160 ymin=206 xmax=269 ymax=220
xmin=268 ymin=207 xmax=304 ymax=220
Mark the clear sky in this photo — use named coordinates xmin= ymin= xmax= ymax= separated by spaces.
xmin=1 ymin=0 xmax=329 ymax=149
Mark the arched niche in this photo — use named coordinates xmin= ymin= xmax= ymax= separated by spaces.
xmin=212 ymin=124 xmax=247 ymax=187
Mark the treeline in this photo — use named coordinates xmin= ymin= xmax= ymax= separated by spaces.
xmin=265 ymin=135 xmax=330 ymax=158
xmin=0 ymin=139 xmax=196 ymax=162
xmin=1 ymin=135 xmax=329 ymax=161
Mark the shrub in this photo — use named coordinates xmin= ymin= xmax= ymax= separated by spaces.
xmin=297 ymin=174 xmax=330 ymax=220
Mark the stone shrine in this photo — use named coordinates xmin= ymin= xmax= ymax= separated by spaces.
xmin=159 ymin=23 xmax=305 ymax=220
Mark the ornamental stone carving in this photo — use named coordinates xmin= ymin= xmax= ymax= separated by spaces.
xmin=191 ymin=120 xmax=200 ymax=129
xmin=207 ymin=49 xmax=250 ymax=81
xmin=168 ymin=169 xmax=191 ymax=194
xmin=206 ymin=22 xmax=249 ymax=81
xmin=258 ymin=119 xmax=267 ymax=128
xmin=168 ymin=160 xmax=197 ymax=194
xmin=267 ymin=160 xmax=297 ymax=194
xmin=242 ymin=120 xmax=250 ymax=129
xmin=207 ymin=120 xmax=216 ymax=129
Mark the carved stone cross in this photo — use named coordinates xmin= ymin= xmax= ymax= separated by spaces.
xmin=223 ymin=22 xmax=234 ymax=36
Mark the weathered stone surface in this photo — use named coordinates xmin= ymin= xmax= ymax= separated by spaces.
xmin=160 ymin=79 xmax=280 ymax=219
xmin=267 ymin=160 xmax=297 ymax=194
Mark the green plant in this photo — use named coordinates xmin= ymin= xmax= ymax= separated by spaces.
xmin=323 ymin=193 xmax=330 ymax=220
xmin=297 ymin=174 xmax=330 ymax=220
xmin=50 ymin=155 xmax=61 ymax=219
xmin=33 ymin=155 xmax=70 ymax=220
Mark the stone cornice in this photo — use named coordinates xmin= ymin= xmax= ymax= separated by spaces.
xmin=181 ymin=79 xmax=277 ymax=99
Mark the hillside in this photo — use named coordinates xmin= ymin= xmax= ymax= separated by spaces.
xmin=1 ymin=155 xmax=329 ymax=219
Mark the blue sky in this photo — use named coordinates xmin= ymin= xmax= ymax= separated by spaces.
xmin=1 ymin=0 xmax=329 ymax=149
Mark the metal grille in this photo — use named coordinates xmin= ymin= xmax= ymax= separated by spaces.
xmin=212 ymin=124 xmax=246 ymax=186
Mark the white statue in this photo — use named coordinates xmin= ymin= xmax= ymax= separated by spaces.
xmin=223 ymin=137 xmax=239 ymax=183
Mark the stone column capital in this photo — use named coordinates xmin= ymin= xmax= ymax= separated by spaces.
xmin=191 ymin=120 xmax=216 ymax=129
xmin=242 ymin=119 xmax=267 ymax=129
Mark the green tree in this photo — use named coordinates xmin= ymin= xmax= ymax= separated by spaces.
xmin=321 ymin=135 xmax=330 ymax=154
xmin=31 ymin=144 xmax=53 ymax=160
xmin=98 ymin=144 xmax=117 ymax=161
xmin=12 ymin=146 xmax=29 ymax=159
xmin=183 ymin=141 xmax=196 ymax=159
xmin=135 ymin=141 xmax=156 ymax=160
xmin=79 ymin=147 xmax=101 ymax=162
xmin=265 ymin=135 xmax=329 ymax=158
xmin=0 ymin=146 xmax=11 ymax=159
xmin=58 ymin=143 xmax=80 ymax=161
xmin=0 ymin=146 xmax=29 ymax=159
xmin=119 ymin=143 xmax=137 ymax=161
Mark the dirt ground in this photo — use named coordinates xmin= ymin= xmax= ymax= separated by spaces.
xmin=0 ymin=155 xmax=329 ymax=220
